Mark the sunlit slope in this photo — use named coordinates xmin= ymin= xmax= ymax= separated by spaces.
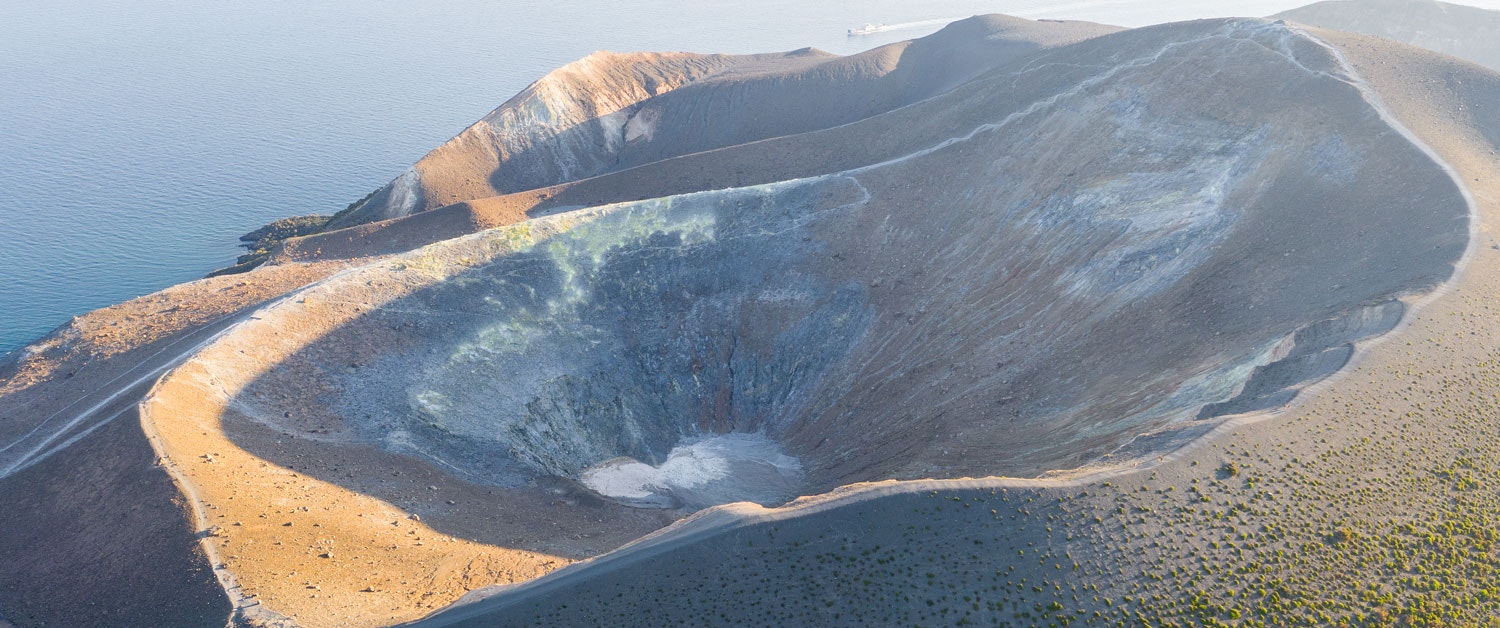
xmin=1276 ymin=0 xmax=1500 ymax=70
xmin=332 ymin=16 xmax=1119 ymax=227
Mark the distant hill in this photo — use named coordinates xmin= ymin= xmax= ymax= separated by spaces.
xmin=1276 ymin=0 xmax=1500 ymax=69
xmin=330 ymin=16 xmax=1120 ymax=228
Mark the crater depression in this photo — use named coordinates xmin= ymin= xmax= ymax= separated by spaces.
xmin=136 ymin=16 xmax=1470 ymax=625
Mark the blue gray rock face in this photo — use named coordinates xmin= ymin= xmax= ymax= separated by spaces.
xmin=339 ymin=177 xmax=874 ymax=489
xmin=230 ymin=19 xmax=1467 ymax=509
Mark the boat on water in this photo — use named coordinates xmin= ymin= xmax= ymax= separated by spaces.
xmin=848 ymin=23 xmax=884 ymax=36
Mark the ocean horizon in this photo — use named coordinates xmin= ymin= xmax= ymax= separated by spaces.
xmin=0 ymin=0 xmax=1434 ymax=356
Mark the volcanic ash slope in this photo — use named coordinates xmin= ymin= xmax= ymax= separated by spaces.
xmin=141 ymin=16 xmax=1468 ymax=628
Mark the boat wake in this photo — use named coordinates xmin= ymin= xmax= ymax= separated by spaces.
xmin=848 ymin=18 xmax=959 ymax=36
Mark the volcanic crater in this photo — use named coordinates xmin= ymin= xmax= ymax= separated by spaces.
xmin=131 ymin=15 xmax=1472 ymax=627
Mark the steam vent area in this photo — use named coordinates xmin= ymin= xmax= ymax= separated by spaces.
xmin=8 ymin=11 xmax=1486 ymax=628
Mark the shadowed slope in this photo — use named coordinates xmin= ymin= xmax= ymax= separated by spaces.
xmin=0 ymin=414 xmax=230 ymax=627
xmin=0 ymin=263 xmax=347 ymax=627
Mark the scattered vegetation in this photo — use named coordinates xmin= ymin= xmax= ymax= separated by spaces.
xmin=210 ymin=214 xmax=330 ymax=277
xmin=482 ymin=302 xmax=1500 ymax=627
xmin=238 ymin=214 xmax=332 ymax=253
xmin=211 ymin=186 xmax=380 ymax=277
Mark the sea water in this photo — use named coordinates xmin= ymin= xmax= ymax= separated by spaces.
xmin=0 ymin=0 xmax=1346 ymax=357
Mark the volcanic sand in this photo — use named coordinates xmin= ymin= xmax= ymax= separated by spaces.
xmin=0 ymin=261 xmax=346 ymax=627
xmin=140 ymin=235 xmax=683 ymax=626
